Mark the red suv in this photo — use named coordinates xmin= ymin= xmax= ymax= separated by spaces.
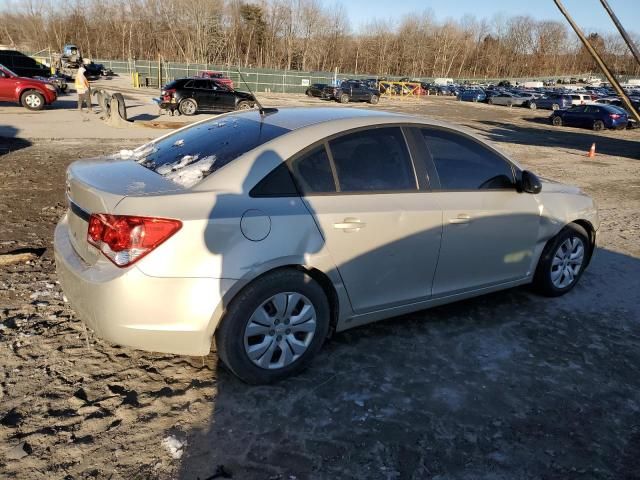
xmin=196 ymin=71 xmax=234 ymax=89
xmin=0 ymin=63 xmax=58 ymax=110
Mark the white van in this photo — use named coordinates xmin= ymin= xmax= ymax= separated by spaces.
xmin=569 ymin=93 xmax=595 ymax=106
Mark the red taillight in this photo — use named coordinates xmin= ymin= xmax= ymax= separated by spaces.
xmin=87 ymin=214 xmax=182 ymax=267
xmin=609 ymin=114 xmax=621 ymax=119
xmin=162 ymin=88 xmax=176 ymax=100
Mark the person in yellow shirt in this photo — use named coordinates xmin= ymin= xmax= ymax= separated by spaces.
xmin=75 ymin=66 xmax=92 ymax=112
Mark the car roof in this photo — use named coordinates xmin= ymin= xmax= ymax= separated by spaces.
xmin=223 ymin=107 xmax=407 ymax=131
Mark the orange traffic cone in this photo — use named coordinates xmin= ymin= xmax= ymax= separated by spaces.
xmin=587 ymin=143 xmax=596 ymax=158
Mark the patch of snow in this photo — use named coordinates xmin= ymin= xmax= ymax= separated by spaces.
xmin=163 ymin=155 xmax=217 ymax=188
xmin=119 ymin=149 xmax=135 ymax=159
xmin=126 ymin=181 xmax=146 ymax=194
xmin=155 ymin=154 xmax=200 ymax=175
xmin=173 ymin=139 xmax=185 ymax=147
xmin=162 ymin=435 xmax=186 ymax=460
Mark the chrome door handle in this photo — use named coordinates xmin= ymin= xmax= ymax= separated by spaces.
xmin=449 ymin=214 xmax=471 ymax=225
xmin=333 ymin=218 xmax=366 ymax=232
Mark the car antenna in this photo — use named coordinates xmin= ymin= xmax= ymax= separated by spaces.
xmin=236 ymin=69 xmax=278 ymax=117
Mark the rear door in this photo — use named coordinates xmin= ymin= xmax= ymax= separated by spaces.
xmin=291 ymin=126 xmax=443 ymax=313
xmin=414 ymin=127 xmax=540 ymax=296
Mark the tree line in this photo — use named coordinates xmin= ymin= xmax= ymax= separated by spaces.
xmin=2 ymin=0 xmax=639 ymax=79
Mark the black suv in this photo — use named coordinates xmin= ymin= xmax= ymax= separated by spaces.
xmin=322 ymin=80 xmax=380 ymax=104
xmin=158 ymin=78 xmax=256 ymax=115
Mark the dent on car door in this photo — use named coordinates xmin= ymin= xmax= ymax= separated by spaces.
xmin=290 ymin=127 xmax=443 ymax=314
xmin=417 ymin=127 xmax=540 ymax=296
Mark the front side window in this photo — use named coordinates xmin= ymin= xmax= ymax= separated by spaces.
xmin=420 ymin=128 xmax=514 ymax=190
xmin=329 ymin=127 xmax=416 ymax=193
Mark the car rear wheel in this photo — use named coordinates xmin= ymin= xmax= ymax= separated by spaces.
xmin=215 ymin=269 xmax=330 ymax=384
xmin=529 ymin=102 xmax=537 ymax=110
xmin=21 ymin=90 xmax=45 ymax=111
xmin=369 ymin=94 xmax=379 ymax=104
xmin=593 ymin=120 xmax=605 ymax=131
xmin=339 ymin=93 xmax=350 ymax=104
xmin=552 ymin=116 xmax=562 ymax=126
xmin=533 ymin=224 xmax=590 ymax=297
xmin=236 ymin=100 xmax=253 ymax=110
xmin=488 ymin=98 xmax=494 ymax=105
xmin=305 ymin=89 xmax=312 ymax=97
xmin=179 ymin=98 xmax=197 ymax=116
xmin=552 ymin=103 xmax=560 ymax=111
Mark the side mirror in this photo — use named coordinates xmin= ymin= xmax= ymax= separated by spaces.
xmin=520 ymin=170 xmax=542 ymax=194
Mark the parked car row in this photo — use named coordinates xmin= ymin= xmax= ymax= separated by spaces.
xmin=304 ymin=79 xmax=381 ymax=105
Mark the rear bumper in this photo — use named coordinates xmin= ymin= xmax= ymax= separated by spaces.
xmin=54 ymin=215 xmax=227 ymax=356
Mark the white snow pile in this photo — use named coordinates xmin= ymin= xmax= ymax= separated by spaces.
xmin=157 ymin=154 xmax=217 ymax=188
xmin=162 ymin=435 xmax=186 ymax=460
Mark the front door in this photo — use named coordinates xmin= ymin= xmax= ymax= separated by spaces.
xmin=0 ymin=68 xmax=15 ymax=101
xmin=415 ymin=127 xmax=540 ymax=296
xmin=289 ymin=127 xmax=443 ymax=313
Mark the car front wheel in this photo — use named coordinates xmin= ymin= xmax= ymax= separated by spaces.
xmin=339 ymin=93 xmax=350 ymax=104
xmin=369 ymin=94 xmax=379 ymax=104
xmin=236 ymin=100 xmax=253 ymax=110
xmin=528 ymin=102 xmax=537 ymax=110
xmin=21 ymin=90 xmax=45 ymax=111
xmin=533 ymin=223 xmax=590 ymax=297
xmin=552 ymin=116 xmax=562 ymax=126
xmin=215 ymin=269 xmax=330 ymax=384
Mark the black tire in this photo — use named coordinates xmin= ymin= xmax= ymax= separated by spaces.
xmin=552 ymin=116 xmax=562 ymax=126
xmin=369 ymin=94 xmax=379 ymax=105
xmin=215 ymin=269 xmax=330 ymax=384
xmin=20 ymin=90 xmax=45 ymax=111
xmin=551 ymin=103 xmax=560 ymax=111
xmin=593 ymin=120 xmax=605 ymax=131
xmin=533 ymin=223 xmax=591 ymax=297
xmin=529 ymin=102 xmax=537 ymax=110
xmin=179 ymin=98 xmax=197 ymax=116
xmin=305 ymin=89 xmax=312 ymax=97
xmin=236 ymin=100 xmax=253 ymax=110
xmin=488 ymin=98 xmax=494 ymax=105
xmin=339 ymin=93 xmax=350 ymax=104
xmin=507 ymin=101 xmax=513 ymax=108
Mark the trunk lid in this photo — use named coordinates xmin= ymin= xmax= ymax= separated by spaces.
xmin=66 ymin=156 xmax=183 ymax=265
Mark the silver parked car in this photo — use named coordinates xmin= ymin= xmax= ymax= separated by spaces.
xmin=487 ymin=92 xmax=529 ymax=107
xmin=55 ymin=107 xmax=599 ymax=384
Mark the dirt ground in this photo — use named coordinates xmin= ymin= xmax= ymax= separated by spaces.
xmin=1 ymin=94 xmax=640 ymax=480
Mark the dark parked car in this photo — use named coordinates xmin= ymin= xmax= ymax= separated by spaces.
xmin=458 ymin=89 xmax=486 ymax=102
xmin=322 ymin=80 xmax=380 ymax=104
xmin=526 ymin=94 xmax=573 ymax=110
xmin=305 ymin=83 xmax=327 ymax=98
xmin=550 ymin=104 xmax=628 ymax=131
xmin=157 ymin=78 xmax=255 ymax=115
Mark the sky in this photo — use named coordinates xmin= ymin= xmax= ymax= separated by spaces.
xmin=343 ymin=0 xmax=639 ymax=34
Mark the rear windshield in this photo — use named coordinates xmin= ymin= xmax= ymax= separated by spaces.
xmin=133 ymin=116 xmax=290 ymax=188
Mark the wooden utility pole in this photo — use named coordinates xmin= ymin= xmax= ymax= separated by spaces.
xmin=554 ymin=0 xmax=640 ymax=123
xmin=599 ymin=0 xmax=640 ymax=67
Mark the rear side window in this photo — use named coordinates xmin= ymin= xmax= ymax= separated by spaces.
xmin=328 ymin=127 xmax=416 ymax=193
xmin=135 ymin=117 xmax=290 ymax=188
xmin=420 ymin=128 xmax=514 ymax=190
xmin=290 ymin=145 xmax=336 ymax=194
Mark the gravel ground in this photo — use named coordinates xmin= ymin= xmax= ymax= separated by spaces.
xmin=1 ymin=97 xmax=639 ymax=480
